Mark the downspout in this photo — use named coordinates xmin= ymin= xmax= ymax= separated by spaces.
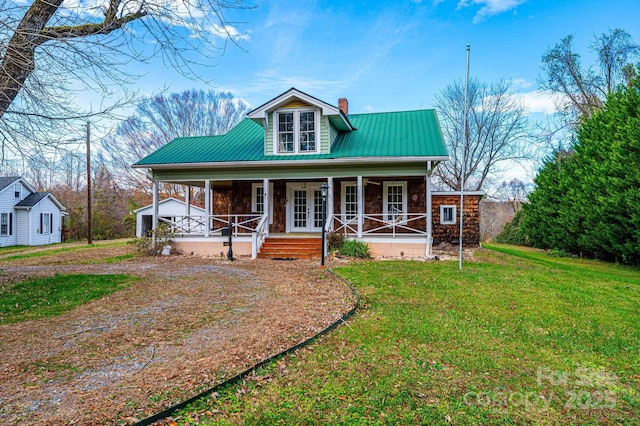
xmin=426 ymin=161 xmax=434 ymax=258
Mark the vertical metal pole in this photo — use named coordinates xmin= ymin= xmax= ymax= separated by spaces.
xmin=86 ymin=121 xmax=92 ymax=245
xmin=227 ymin=218 xmax=234 ymax=261
xmin=459 ymin=43 xmax=471 ymax=271
xmin=356 ymin=176 xmax=363 ymax=238
xmin=426 ymin=161 xmax=433 ymax=258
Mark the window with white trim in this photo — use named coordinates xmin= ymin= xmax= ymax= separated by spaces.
xmin=0 ymin=212 xmax=11 ymax=236
xmin=440 ymin=205 xmax=456 ymax=224
xmin=341 ymin=182 xmax=358 ymax=222
xmin=14 ymin=184 xmax=20 ymax=199
xmin=383 ymin=182 xmax=407 ymax=222
xmin=275 ymin=109 xmax=318 ymax=154
xmin=251 ymin=183 xmax=274 ymax=224
xmin=41 ymin=212 xmax=52 ymax=234
xmin=299 ymin=112 xmax=316 ymax=152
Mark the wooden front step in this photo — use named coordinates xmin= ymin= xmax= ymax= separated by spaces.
xmin=258 ymin=237 xmax=322 ymax=259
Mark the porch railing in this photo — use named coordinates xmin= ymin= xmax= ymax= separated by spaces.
xmin=158 ymin=215 xmax=206 ymax=234
xmin=158 ymin=214 xmax=263 ymax=236
xmin=252 ymin=214 xmax=269 ymax=259
xmin=330 ymin=213 xmax=428 ymax=238
xmin=331 ymin=214 xmax=357 ymax=235
xmin=210 ymin=214 xmax=262 ymax=236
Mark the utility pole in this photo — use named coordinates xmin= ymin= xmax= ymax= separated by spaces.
xmin=86 ymin=121 xmax=92 ymax=245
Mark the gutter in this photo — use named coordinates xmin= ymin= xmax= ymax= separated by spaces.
xmin=132 ymin=155 xmax=450 ymax=170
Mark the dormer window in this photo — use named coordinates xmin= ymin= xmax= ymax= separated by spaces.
xmin=276 ymin=109 xmax=318 ymax=154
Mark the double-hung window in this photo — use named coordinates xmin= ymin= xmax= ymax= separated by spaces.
xmin=14 ymin=184 xmax=20 ymax=199
xmin=41 ymin=212 xmax=52 ymax=234
xmin=383 ymin=182 xmax=407 ymax=222
xmin=277 ymin=112 xmax=295 ymax=152
xmin=276 ymin=110 xmax=318 ymax=154
xmin=251 ymin=183 xmax=274 ymax=224
xmin=0 ymin=212 xmax=11 ymax=236
xmin=299 ymin=112 xmax=316 ymax=152
xmin=341 ymin=182 xmax=358 ymax=224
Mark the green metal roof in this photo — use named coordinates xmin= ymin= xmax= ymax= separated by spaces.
xmin=133 ymin=109 xmax=448 ymax=167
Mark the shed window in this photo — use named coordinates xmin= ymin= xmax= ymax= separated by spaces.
xmin=440 ymin=205 xmax=456 ymax=224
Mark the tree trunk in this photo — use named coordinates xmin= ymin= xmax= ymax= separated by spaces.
xmin=0 ymin=0 xmax=64 ymax=120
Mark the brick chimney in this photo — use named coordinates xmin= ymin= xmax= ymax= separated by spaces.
xmin=338 ymin=98 xmax=349 ymax=115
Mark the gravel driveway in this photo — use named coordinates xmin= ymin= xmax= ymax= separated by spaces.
xmin=0 ymin=245 xmax=355 ymax=425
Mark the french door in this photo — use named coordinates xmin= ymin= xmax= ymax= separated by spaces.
xmin=287 ymin=183 xmax=324 ymax=232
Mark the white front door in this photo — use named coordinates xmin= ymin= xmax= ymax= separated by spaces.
xmin=287 ymin=183 xmax=324 ymax=232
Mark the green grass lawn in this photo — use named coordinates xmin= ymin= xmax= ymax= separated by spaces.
xmin=173 ymin=244 xmax=639 ymax=425
xmin=0 ymin=240 xmax=129 ymax=260
xmin=0 ymin=273 xmax=137 ymax=324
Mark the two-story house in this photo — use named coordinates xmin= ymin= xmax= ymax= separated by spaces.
xmin=133 ymin=88 xmax=483 ymax=259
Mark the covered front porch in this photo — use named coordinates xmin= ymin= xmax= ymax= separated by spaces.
xmin=148 ymin=164 xmax=444 ymax=259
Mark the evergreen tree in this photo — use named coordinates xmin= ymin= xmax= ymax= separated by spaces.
xmin=519 ymin=72 xmax=640 ymax=265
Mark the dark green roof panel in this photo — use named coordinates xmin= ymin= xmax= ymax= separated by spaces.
xmin=134 ymin=109 xmax=447 ymax=166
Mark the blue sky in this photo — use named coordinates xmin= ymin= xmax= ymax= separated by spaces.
xmin=133 ymin=0 xmax=640 ymax=117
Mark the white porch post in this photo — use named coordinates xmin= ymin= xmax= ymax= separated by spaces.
xmin=152 ymin=180 xmax=159 ymax=247
xmin=357 ymin=175 xmax=363 ymax=238
xmin=426 ymin=161 xmax=434 ymax=258
xmin=204 ymin=180 xmax=211 ymax=238
xmin=184 ymin=185 xmax=190 ymax=232
xmin=263 ymin=178 xmax=270 ymax=237
xmin=185 ymin=185 xmax=191 ymax=215
xmin=327 ymin=177 xmax=334 ymax=230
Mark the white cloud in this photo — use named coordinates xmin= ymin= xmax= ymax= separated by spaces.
xmin=509 ymin=78 xmax=534 ymax=90
xmin=209 ymin=24 xmax=251 ymax=42
xmin=511 ymin=90 xmax=559 ymax=115
xmin=457 ymin=0 xmax=528 ymax=23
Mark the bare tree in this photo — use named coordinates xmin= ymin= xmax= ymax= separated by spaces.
xmin=0 ymin=0 xmax=252 ymax=160
xmin=101 ymin=89 xmax=250 ymax=192
xmin=495 ymin=178 xmax=530 ymax=212
xmin=539 ymin=28 xmax=639 ymax=125
xmin=433 ymin=78 xmax=532 ymax=191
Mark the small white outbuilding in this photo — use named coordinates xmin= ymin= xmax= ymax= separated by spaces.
xmin=0 ymin=176 xmax=67 ymax=247
xmin=133 ymin=198 xmax=207 ymax=238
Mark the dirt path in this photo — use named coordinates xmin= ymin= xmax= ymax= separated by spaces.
xmin=0 ymin=246 xmax=355 ymax=425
